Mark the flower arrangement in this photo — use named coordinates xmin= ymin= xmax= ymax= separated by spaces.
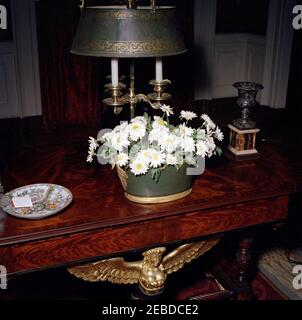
xmin=87 ymin=105 xmax=223 ymax=181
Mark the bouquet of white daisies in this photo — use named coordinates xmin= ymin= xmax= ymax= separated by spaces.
xmin=87 ymin=105 xmax=223 ymax=180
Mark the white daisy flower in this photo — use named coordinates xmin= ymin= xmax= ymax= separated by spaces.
xmin=130 ymin=158 xmax=149 ymax=176
xmin=87 ymin=137 xmax=99 ymax=162
xmin=88 ymin=109 xmax=222 ymax=171
xmin=205 ymin=137 xmax=216 ymax=157
xmin=150 ymin=149 xmax=166 ymax=168
xmin=111 ymin=132 xmax=130 ymax=152
xmin=152 ymin=116 xmax=168 ymax=130
xmin=149 ymin=119 xmax=169 ymax=143
xmin=148 ymin=129 xmax=160 ymax=144
xmin=201 ymin=114 xmax=216 ymax=130
xmin=160 ymin=104 xmax=174 ymax=117
xmin=101 ymin=131 xmax=114 ymax=143
xmin=178 ymin=123 xmax=194 ymax=138
xmin=131 ymin=116 xmax=147 ymax=126
xmin=180 ymin=110 xmax=197 ymax=122
xmin=181 ymin=136 xmax=195 ymax=153
xmin=137 ymin=149 xmax=152 ymax=164
xmin=116 ymin=153 xmax=129 ymax=167
xmin=87 ymin=154 xmax=94 ymax=163
xmin=166 ymin=154 xmax=178 ymax=166
xmin=214 ymin=127 xmax=224 ymax=141
xmin=159 ymin=133 xmax=180 ymax=154
xmin=196 ymin=141 xmax=208 ymax=158
xmin=88 ymin=137 xmax=99 ymax=150
xmin=114 ymin=122 xmax=129 ymax=134
xmin=129 ymin=121 xmax=146 ymax=142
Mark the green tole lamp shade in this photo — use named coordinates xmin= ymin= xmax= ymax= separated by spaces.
xmin=71 ymin=6 xmax=187 ymax=58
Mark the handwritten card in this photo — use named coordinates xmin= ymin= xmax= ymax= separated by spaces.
xmin=12 ymin=196 xmax=33 ymax=208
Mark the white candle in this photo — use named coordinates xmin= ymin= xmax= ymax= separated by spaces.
xmin=155 ymin=57 xmax=163 ymax=82
xmin=111 ymin=58 xmax=119 ymax=87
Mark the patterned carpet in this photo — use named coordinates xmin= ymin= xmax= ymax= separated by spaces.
xmin=257 ymin=247 xmax=302 ymax=300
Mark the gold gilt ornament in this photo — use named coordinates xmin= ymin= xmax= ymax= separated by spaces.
xmin=68 ymin=236 xmax=221 ymax=296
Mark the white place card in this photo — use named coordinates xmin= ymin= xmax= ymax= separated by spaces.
xmin=12 ymin=196 xmax=33 ymax=208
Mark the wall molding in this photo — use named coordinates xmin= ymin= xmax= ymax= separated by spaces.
xmin=212 ymin=34 xmax=266 ymax=99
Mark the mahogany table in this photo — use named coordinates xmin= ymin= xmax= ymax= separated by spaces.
xmin=0 ymin=138 xmax=301 ymax=297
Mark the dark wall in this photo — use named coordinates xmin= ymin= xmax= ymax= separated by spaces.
xmin=286 ymin=29 xmax=302 ymax=122
xmin=216 ymin=0 xmax=269 ymax=35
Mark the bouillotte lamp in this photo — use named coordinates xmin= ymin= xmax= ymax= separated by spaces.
xmin=67 ymin=1 xmax=222 ymax=296
xmin=71 ymin=0 xmax=186 ymax=118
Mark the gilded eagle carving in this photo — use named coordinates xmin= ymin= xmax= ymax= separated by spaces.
xmin=68 ymin=236 xmax=221 ymax=294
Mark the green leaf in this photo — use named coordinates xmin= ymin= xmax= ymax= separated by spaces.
xmin=168 ymin=124 xmax=175 ymax=132
xmin=151 ymin=168 xmax=162 ymax=183
xmin=196 ymin=129 xmax=206 ymax=141
xmin=145 ymin=112 xmax=153 ymax=131
xmin=214 ymin=146 xmax=223 ymax=156
xmin=100 ymin=148 xmax=110 ymax=159
xmin=175 ymin=152 xmax=184 ymax=167
xmin=129 ymin=144 xmax=141 ymax=160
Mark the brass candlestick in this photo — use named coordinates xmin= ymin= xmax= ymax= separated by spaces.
xmin=103 ymin=60 xmax=172 ymax=118
xmin=148 ymin=80 xmax=172 ymax=102
xmin=103 ymin=84 xmax=127 ymax=115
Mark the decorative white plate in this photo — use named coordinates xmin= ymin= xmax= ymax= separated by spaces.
xmin=0 ymin=183 xmax=73 ymax=220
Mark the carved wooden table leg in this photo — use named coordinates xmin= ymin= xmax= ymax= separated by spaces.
xmin=236 ymin=238 xmax=254 ymax=300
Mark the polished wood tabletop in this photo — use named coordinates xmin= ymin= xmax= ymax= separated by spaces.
xmin=0 ymin=138 xmax=301 ymax=276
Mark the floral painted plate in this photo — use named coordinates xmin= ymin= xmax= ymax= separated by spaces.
xmin=0 ymin=183 xmax=73 ymax=220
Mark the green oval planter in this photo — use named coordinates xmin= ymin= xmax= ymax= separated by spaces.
xmin=117 ymin=165 xmax=193 ymax=204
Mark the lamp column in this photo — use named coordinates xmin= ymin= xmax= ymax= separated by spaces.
xmin=129 ymin=60 xmax=136 ymax=119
